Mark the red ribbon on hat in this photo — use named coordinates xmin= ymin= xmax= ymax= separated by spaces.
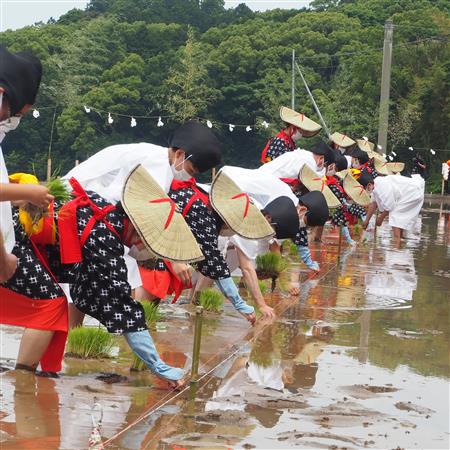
xmin=149 ymin=198 xmax=177 ymax=230
xmin=231 ymin=192 xmax=251 ymax=218
xmin=312 ymin=177 xmax=326 ymax=192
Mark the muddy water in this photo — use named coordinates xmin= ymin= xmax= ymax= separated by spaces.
xmin=1 ymin=204 xmax=449 ymax=449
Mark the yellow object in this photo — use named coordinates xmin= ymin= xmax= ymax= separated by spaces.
xmin=8 ymin=173 xmax=53 ymax=240
xmin=349 ymin=168 xmax=361 ymax=179
xmin=9 ymin=172 xmax=39 ymax=185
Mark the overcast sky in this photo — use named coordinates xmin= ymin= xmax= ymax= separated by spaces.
xmin=0 ymin=0 xmax=312 ymax=31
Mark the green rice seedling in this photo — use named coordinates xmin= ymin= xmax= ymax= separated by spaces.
xmin=131 ymin=300 xmax=163 ymax=371
xmin=46 ymin=177 xmax=72 ymax=204
xmin=256 ymin=252 xmax=288 ymax=291
xmin=199 ymin=288 xmax=224 ymax=313
xmin=353 ymin=223 xmax=362 ymax=238
xmin=66 ymin=326 xmax=115 ymax=359
xmin=258 ymin=280 xmax=268 ymax=295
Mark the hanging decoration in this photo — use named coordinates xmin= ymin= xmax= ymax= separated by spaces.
xmin=130 ymin=117 xmax=137 ymax=127
xmin=32 ymin=109 xmax=40 ymax=118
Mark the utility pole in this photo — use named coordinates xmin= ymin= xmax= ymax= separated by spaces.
xmin=291 ymin=49 xmax=295 ymax=110
xmin=377 ymin=20 xmax=394 ymax=155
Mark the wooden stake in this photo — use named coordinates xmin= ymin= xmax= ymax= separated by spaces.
xmin=46 ymin=158 xmax=52 ymax=182
xmin=190 ymin=306 xmax=204 ymax=385
xmin=75 ymin=159 xmax=80 ymax=167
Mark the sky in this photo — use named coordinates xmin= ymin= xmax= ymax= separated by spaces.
xmin=0 ymin=0 xmax=312 ymax=31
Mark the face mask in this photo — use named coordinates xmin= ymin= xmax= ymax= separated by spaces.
xmin=352 ymin=161 xmax=360 ymax=169
xmin=337 ymin=146 xmax=346 ymax=154
xmin=171 ymin=154 xmax=192 ymax=181
xmin=0 ymin=116 xmax=21 ymax=136
xmin=292 ymin=130 xmax=302 ymax=142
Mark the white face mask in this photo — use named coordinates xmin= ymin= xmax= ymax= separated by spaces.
xmin=337 ymin=146 xmax=346 ymax=154
xmin=171 ymin=154 xmax=192 ymax=181
xmin=351 ymin=161 xmax=360 ymax=169
xmin=292 ymin=130 xmax=302 ymax=142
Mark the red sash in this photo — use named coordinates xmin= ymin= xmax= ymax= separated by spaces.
xmin=261 ymin=130 xmax=295 ymax=163
xmin=58 ymin=178 xmax=120 ymax=264
xmin=171 ymin=178 xmax=209 ymax=217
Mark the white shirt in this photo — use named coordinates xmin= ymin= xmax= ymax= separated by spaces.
xmin=257 ymin=148 xmax=324 ymax=179
xmin=64 ymin=143 xmax=173 ymax=203
xmin=0 ymin=145 xmax=15 ymax=252
xmin=372 ymin=175 xmax=425 ymax=230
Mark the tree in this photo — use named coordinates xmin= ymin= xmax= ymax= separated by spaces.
xmin=163 ymin=26 xmax=219 ymax=121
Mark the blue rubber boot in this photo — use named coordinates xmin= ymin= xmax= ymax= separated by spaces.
xmin=297 ymin=245 xmax=320 ymax=271
xmin=215 ymin=277 xmax=255 ymax=315
xmin=342 ymin=226 xmax=356 ymax=245
xmin=124 ymin=330 xmax=184 ymax=381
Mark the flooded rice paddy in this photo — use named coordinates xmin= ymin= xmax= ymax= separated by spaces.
xmin=1 ymin=199 xmax=449 ymax=449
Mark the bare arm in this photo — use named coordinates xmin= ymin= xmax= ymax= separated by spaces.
xmin=0 ymin=183 xmax=53 ymax=208
xmin=362 ymin=201 xmax=378 ymax=229
xmin=376 ymin=210 xmax=389 ymax=226
xmin=0 ymin=232 xmax=17 ymax=283
xmin=236 ymin=247 xmax=275 ymax=319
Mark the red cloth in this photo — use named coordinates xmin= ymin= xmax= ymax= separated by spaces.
xmin=0 ymin=286 xmax=68 ymax=372
xmin=280 ymin=177 xmax=300 ymax=189
xmin=170 ymin=178 xmax=209 ymax=216
xmin=325 ymin=175 xmax=345 ymax=194
xmin=58 ymin=178 xmax=119 ymax=264
xmin=139 ymin=262 xmax=191 ymax=303
xmin=261 ymin=130 xmax=295 ymax=163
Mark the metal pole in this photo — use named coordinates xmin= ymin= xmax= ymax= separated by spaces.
xmin=295 ymin=62 xmax=331 ymax=138
xmin=377 ymin=20 xmax=394 ymax=155
xmin=190 ymin=306 xmax=204 ymax=384
xmin=291 ymin=49 xmax=296 ymax=110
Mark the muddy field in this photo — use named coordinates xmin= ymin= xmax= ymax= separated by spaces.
xmin=1 ymin=200 xmax=449 ymax=449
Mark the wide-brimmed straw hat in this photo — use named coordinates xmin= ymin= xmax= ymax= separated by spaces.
xmin=279 ymin=106 xmax=322 ymax=137
xmin=122 ymin=164 xmax=204 ymax=262
xmin=330 ymin=132 xmax=356 ymax=149
xmin=373 ymin=157 xmax=389 ymax=175
xmin=343 ymin=173 xmax=371 ymax=206
xmin=336 ymin=169 xmax=349 ymax=179
xmin=386 ymin=162 xmax=405 ymax=174
xmin=210 ymin=170 xmax=275 ymax=240
xmin=357 ymin=139 xmax=386 ymax=161
xmin=299 ymin=164 xmax=341 ymax=208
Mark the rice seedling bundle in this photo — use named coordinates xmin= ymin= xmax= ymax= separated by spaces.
xmin=199 ymin=288 xmax=223 ymax=313
xmin=66 ymin=326 xmax=115 ymax=359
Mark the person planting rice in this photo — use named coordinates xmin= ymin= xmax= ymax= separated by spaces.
xmin=3 ymin=164 xmax=203 ymax=387
xmin=260 ymin=106 xmax=322 ymax=163
xmin=65 ymin=122 xmax=260 ymax=323
xmin=359 ymin=171 xmax=425 ymax=246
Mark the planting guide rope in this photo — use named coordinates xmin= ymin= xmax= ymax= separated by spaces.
xmin=100 ymin=251 xmax=342 ymax=449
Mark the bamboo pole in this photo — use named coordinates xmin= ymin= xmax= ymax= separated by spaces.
xmin=190 ymin=306 xmax=204 ymax=385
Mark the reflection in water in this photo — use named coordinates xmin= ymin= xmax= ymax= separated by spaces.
xmin=364 ymin=247 xmax=417 ymax=309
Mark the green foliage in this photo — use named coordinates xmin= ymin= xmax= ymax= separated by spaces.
xmin=1 ymin=0 xmax=449 ymax=183
xmin=66 ymin=326 xmax=115 ymax=359
xmin=256 ymin=252 xmax=288 ymax=278
xmin=199 ymin=288 xmax=224 ymax=313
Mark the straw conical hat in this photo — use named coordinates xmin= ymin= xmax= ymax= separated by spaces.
xmin=336 ymin=169 xmax=349 ymax=180
xmin=299 ymin=164 xmax=341 ymax=208
xmin=279 ymin=106 xmax=322 ymax=137
xmin=343 ymin=173 xmax=371 ymax=206
xmin=357 ymin=139 xmax=386 ymax=161
xmin=356 ymin=139 xmax=375 ymax=153
xmin=386 ymin=162 xmax=405 ymax=174
xmin=122 ymin=164 xmax=204 ymax=262
xmin=330 ymin=132 xmax=355 ymax=148
xmin=210 ymin=170 xmax=275 ymax=240
xmin=373 ymin=157 xmax=389 ymax=175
